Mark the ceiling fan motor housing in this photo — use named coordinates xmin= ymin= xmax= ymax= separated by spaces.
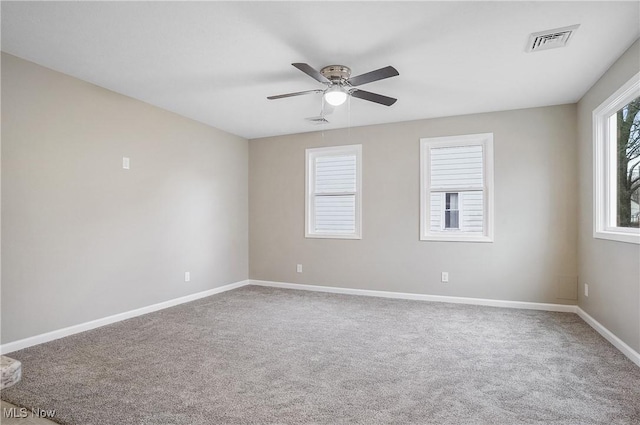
xmin=320 ymin=65 xmax=351 ymax=83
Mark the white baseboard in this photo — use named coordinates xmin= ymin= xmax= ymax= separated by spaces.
xmin=0 ymin=279 xmax=250 ymax=355
xmin=4 ymin=278 xmax=638 ymax=369
xmin=251 ymin=280 xmax=640 ymax=367
xmin=249 ymin=279 xmax=578 ymax=313
xmin=576 ymin=307 xmax=640 ymax=368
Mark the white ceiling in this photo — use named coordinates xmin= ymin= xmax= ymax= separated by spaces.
xmin=2 ymin=1 xmax=639 ymax=140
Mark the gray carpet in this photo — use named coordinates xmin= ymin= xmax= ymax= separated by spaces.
xmin=2 ymin=285 xmax=639 ymax=425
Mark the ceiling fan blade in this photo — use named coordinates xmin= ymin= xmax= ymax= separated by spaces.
xmin=292 ymin=63 xmax=331 ymax=84
xmin=267 ymin=89 xmax=323 ymax=100
xmin=350 ymin=89 xmax=397 ymax=106
xmin=347 ymin=66 xmax=399 ymax=87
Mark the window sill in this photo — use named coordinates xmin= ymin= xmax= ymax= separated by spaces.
xmin=594 ymin=230 xmax=640 ymax=245
xmin=420 ymin=234 xmax=493 ymax=243
xmin=306 ymin=233 xmax=362 ymax=240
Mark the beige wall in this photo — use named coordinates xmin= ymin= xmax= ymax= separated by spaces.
xmin=1 ymin=53 xmax=249 ymax=344
xmin=250 ymin=104 xmax=579 ymax=304
xmin=577 ymin=39 xmax=640 ymax=353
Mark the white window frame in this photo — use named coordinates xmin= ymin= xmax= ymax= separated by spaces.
xmin=593 ymin=71 xmax=640 ymax=245
xmin=305 ymin=144 xmax=362 ymax=239
xmin=420 ymin=133 xmax=494 ymax=242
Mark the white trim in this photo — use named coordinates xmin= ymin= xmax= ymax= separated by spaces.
xmin=576 ymin=307 xmax=640 ymax=368
xmin=305 ymin=144 xmax=362 ymax=240
xmin=418 ymin=234 xmax=494 ymax=243
xmin=250 ymin=279 xmax=576 ymax=312
xmin=592 ymin=71 xmax=640 ymax=245
xmin=0 ymin=280 xmax=250 ymax=355
xmin=420 ymin=133 xmax=494 ymax=243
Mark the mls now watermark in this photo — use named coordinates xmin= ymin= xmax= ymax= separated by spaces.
xmin=3 ymin=406 xmax=56 ymax=419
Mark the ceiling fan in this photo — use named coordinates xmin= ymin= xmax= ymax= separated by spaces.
xmin=267 ymin=63 xmax=399 ymax=107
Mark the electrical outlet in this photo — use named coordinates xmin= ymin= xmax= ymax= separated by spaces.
xmin=584 ymin=283 xmax=589 ymax=297
xmin=184 ymin=272 xmax=190 ymax=282
xmin=296 ymin=264 xmax=303 ymax=273
xmin=122 ymin=157 xmax=130 ymax=169
xmin=441 ymin=272 xmax=449 ymax=283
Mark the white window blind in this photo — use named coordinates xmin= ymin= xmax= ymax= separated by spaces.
xmin=430 ymin=145 xmax=483 ymax=189
xmin=420 ymin=134 xmax=494 ymax=242
xmin=306 ymin=145 xmax=362 ymax=239
xmin=430 ymin=191 xmax=484 ymax=233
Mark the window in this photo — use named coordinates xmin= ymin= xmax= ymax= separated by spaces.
xmin=306 ymin=145 xmax=362 ymax=239
xmin=593 ymin=72 xmax=640 ymax=244
xmin=420 ymin=133 xmax=494 ymax=242
xmin=444 ymin=193 xmax=460 ymax=229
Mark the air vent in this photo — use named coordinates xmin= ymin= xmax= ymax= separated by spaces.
xmin=526 ymin=24 xmax=580 ymax=52
xmin=305 ymin=116 xmax=330 ymax=124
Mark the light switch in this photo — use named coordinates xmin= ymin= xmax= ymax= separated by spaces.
xmin=122 ymin=157 xmax=130 ymax=169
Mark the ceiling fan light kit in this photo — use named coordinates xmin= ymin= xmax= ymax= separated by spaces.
xmin=268 ymin=62 xmax=399 ymax=109
xmin=324 ymin=86 xmax=348 ymax=106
